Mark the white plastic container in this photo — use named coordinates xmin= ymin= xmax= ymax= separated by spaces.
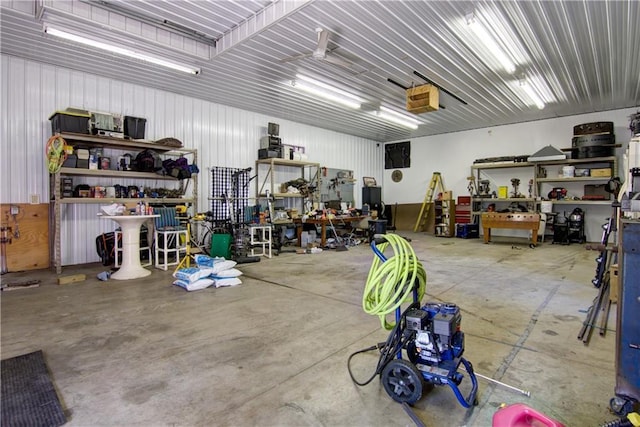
xmin=562 ymin=165 xmax=575 ymax=177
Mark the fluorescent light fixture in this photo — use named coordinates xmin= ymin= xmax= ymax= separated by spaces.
xmin=291 ymin=75 xmax=362 ymax=109
xmin=519 ymin=80 xmax=545 ymax=110
xmin=44 ymin=26 xmax=201 ymax=75
xmin=466 ymin=13 xmax=516 ymax=74
xmin=376 ymin=106 xmax=420 ymax=130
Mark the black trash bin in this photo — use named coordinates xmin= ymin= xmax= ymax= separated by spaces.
xmin=368 ymin=219 xmax=387 ymax=242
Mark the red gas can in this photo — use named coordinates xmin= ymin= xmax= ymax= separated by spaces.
xmin=492 ymin=403 xmax=565 ymax=427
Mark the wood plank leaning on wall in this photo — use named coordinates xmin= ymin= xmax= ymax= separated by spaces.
xmin=0 ymin=204 xmax=49 ymax=272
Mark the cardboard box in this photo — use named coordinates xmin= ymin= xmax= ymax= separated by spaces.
xmin=498 ymin=186 xmax=508 ymax=199
xmin=406 ymin=84 xmax=439 ymax=114
xmin=584 ymin=184 xmax=610 ymax=200
xmin=590 ymin=168 xmax=612 ymax=177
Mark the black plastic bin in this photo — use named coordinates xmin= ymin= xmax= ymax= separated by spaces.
xmin=49 ymin=111 xmax=90 ymax=134
xmin=124 ymin=116 xmax=147 ymax=140
xmin=368 ymin=219 xmax=387 ymax=242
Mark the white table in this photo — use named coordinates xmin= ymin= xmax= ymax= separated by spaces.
xmin=100 ymin=215 xmax=159 ymax=280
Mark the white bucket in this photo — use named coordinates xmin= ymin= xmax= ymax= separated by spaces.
xmin=540 ymin=201 xmax=553 ymax=213
xmin=562 ymin=166 xmax=575 ymax=177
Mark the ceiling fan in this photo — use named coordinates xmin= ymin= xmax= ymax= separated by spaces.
xmin=280 ymin=28 xmax=357 ymax=70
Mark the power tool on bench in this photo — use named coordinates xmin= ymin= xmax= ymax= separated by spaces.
xmin=347 ymin=233 xmax=478 ymax=407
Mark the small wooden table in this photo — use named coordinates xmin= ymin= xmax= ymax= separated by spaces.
xmin=294 ymin=216 xmax=365 ymax=247
xmin=481 ymin=212 xmax=540 ymax=247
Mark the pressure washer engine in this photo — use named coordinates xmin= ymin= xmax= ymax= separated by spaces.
xmin=378 ymin=301 xmax=478 ymax=406
xmin=348 ymin=233 xmax=478 ymax=408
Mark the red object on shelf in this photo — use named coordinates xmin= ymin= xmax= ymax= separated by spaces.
xmin=492 ymin=403 xmax=565 ymax=427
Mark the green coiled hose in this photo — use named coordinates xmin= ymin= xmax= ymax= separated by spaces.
xmin=362 ymin=233 xmax=426 ymax=330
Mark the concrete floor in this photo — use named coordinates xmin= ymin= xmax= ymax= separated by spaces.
xmin=1 ymin=233 xmax=619 ymax=426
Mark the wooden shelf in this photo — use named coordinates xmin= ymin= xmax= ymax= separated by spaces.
xmin=57 ymin=167 xmax=181 ymax=180
xmin=471 ymin=162 xmax=534 ymax=170
xmin=540 ymin=200 xmax=613 ymax=205
xmin=472 ymin=198 xmax=535 ymax=202
xmin=534 ymin=156 xmax=616 ymax=166
xmin=258 ymin=193 xmax=305 ymax=198
xmin=56 ymin=197 xmax=193 ymax=204
xmin=57 ymin=132 xmax=195 ymax=153
xmin=537 ymin=176 xmax=611 ymax=183
xmin=255 ymin=158 xmax=319 ymax=167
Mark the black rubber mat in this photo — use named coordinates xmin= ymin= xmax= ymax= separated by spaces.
xmin=1 ymin=350 xmax=66 ymax=427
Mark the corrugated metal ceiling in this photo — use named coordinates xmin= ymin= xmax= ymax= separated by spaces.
xmin=1 ymin=0 xmax=639 ymax=142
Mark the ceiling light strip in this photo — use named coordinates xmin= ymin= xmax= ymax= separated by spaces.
xmin=295 ymin=75 xmax=363 ymax=103
xmin=291 ymin=75 xmax=362 ymax=110
xmin=376 ymin=106 xmax=419 ymax=130
xmin=44 ymin=26 xmax=201 ymax=75
xmin=467 ymin=13 xmax=516 ymax=74
xmin=520 ymin=81 xmax=545 ymax=109
xmin=292 ymin=81 xmax=361 ymax=110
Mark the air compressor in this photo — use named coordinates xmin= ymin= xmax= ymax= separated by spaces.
xmin=348 ymin=233 xmax=478 ymax=407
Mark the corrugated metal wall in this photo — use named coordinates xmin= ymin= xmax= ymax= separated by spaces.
xmin=0 ymin=54 xmax=382 ymax=266
xmin=382 ymin=107 xmax=638 ymax=241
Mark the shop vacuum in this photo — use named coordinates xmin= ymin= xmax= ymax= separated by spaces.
xmin=347 ymin=234 xmax=478 ymax=408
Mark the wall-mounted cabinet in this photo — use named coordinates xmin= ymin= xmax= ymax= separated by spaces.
xmin=50 ymin=132 xmax=197 ymax=273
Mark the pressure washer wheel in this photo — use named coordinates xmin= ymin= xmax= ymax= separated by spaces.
xmin=381 ymin=359 xmax=423 ymax=405
xmin=609 ymin=396 xmax=637 ymax=417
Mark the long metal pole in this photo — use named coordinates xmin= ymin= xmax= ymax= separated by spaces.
xmin=475 ymin=373 xmax=531 ymax=397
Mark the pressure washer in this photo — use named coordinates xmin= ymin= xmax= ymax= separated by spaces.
xmin=347 ymin=233 xmax=478 ymax=407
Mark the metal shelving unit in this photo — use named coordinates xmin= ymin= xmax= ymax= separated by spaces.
xmin=469 ymin=156 xmax=618 ymax=241
xmin=255 ymin=158 xmax=320 ymax=207
xmin=470 ymin=156 xmax=617 ymax=214
xmin=50 ymin=133 xmax=197 ymax=273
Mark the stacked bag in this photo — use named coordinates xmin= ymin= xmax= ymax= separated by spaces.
xmin=173 ymin=255 xmax=242 ymax=291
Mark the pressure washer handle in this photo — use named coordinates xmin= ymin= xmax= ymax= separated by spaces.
xmin=372 ymin=234 xmax=386 ymax=245
xmin=448 ymin=358 xmax=479 ymax=409
xmin=370 ymin=235 xmax=388 ymax=262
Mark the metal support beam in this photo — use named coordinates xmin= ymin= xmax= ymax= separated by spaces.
xmin=215 ymin=0 xmax=313 ymax=57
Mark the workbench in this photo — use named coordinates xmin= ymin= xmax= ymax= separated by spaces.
xmin=481 ymin=212 xmax=540 ymax=246
xmin=294 ymin=216 xmax=365 ymax=247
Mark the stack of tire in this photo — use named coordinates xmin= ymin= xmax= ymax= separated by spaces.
xmin=571 ymin=121 xmax=615 ymax=159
